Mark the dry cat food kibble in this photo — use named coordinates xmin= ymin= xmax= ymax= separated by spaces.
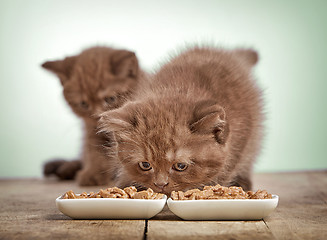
xmin=170 ymin=184 xmax=272 ymax=200
xmin=62 ymin=186 xmax=165 ymax=200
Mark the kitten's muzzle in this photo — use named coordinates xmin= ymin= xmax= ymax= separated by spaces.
xmin=154 ymin=182 xmax=169 ymax=193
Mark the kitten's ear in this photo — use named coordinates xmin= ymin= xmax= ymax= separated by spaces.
xmin=41 ymin=56 xmax=77 ymax=85
xmin=111 ymin=50 xmax=139 ymax=79
xmin=234 ymin=48 xmax=259 ymax=67
xmin=189 ymin=100 xmax=229 ymax=144
xmin=98 ymin=102 xmax=137 ymax=133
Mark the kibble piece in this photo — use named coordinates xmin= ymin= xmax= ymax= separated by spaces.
xmin=88 ymin=192 xmax=97 ymax=198
xmin=184 ymin=189 xmax=201 ymax=199
xmin=124 ymin=186 xmax=137 ymax=198
xmin=213 ymin=186 xmax=231 ymax=198
xmin=147 ymin=188 xmax=154 ymax=195
xmin=107 ymin=187 xmax=129 ymax=198
xmin=170 ymin=191 xmax=178 ymax=200
xmin=63 ymin=190 xmax=77 ymax=199
xmin=249 ymin=190 xmax=272 ymax=199
xmin=133 ymin=190 xmax=152 ymax=199
xmin=195 ymin=189 xmax=214 ymax=200
xmin=228 ymin=186 xmax=247 ymax=199
xmin=79 ymin=192 xmax=88 ymax=198
xmin=152 ymin=193 xmax=164 ymax=200
xmin=171 ymin=191 xmax=187 ymax=200
xmin=99 ymin=189 xmax=116 ymax=198
xmin=247 ymin=191 xmax=255 ymax=199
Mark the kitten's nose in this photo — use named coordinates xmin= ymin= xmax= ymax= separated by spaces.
xmin=154 ymin=182 xmax=169 ymax=189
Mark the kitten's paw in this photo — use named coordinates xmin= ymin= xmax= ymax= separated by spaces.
xmin=43 ymin=159 xmax=67 ymax=176
xmin=56 ymin=160 xmax=82 ymax=180
xmin=76 ymin=169 xmax=110 ymax=186
xmin=229 ymin=175 xmax=252 ymax=191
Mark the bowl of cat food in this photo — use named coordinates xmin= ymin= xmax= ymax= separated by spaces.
xmin=56 ymin=186 xmax=167 ymax=219
xmin=167 ymin=184 xmax=279 ymax=220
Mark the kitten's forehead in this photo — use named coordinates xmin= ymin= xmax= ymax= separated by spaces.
xmin=165 ymin=148 xmax=192 ymax=163
xmin=166 ymin=149 xmax=174 ymax=162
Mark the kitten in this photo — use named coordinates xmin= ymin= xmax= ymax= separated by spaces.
xmin=98 ymin=46 xmax=264 ymax=193
xmin=42 ymin=46 xmax=143 ymax=185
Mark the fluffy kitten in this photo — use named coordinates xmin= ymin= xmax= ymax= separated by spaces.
xmin=42 ymin=46 xmax=143 ymax=185
xmin=99 ymin=46 xmax=264 ymax=193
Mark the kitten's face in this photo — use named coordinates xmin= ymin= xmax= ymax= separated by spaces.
xmin=42 ymin=47 xmax=139 ymax=121
xmin=100 ymin=100 xmax=229 ymax=194
xmin=114 ymin=129 xmax=226 ymax=194
xmin=63 ymin=70 xmax=135 ymax=119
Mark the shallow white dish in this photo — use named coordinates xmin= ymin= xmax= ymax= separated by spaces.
xmin=167 ymin=194 xmax=279 ymax=220
xmin=56 ymin=195 xmax=167 ymax=219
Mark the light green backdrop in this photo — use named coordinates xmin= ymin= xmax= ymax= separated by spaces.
xmin=0 ymin=0 xmax=326 ymax=177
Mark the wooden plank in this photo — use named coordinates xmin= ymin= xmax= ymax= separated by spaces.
xmin=0 ymin=179 xmax=145 ymax=240
xmin=253 ymin=171 xmax=327 ymax=240
xmin=0 ymin=219 xmax=145 ymax=240
xmin=150 ymin=205 xmax=274 ymax=240
xmin=147 ymin=220 xmax=275 ymax=240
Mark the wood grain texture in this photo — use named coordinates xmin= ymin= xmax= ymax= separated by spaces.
xmin=0 ymin=179 xmax=144 ymax=240
xmin=147 ymin=220 xmax=274 ymax=240
xmin=0 ymin=171 xmax=326 ymax=240
xmin=252 ymin=171 xmax=327 ymax=240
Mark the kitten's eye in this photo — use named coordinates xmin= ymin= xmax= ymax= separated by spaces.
xmin=173 ymin=163 xmax=188 ymax=171
xmin=80 ymin=101 xmax=89 ymax=109
xmin=139 ymin=161 xmax=152 ymax=171
xmin=104 ymin=96 xmax=116 ymax=104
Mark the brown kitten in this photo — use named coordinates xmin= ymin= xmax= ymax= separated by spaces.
xmin=99 ymin=46 xmax=264 ymax=193
xmin=42 ymin=46 xmax=143 ymax=185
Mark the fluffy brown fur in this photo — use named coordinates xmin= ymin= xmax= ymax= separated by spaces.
xmin=99 ymin=46 xmax=264 ymax=193
xmin=42 ymin=46 xmax=144 ymax=185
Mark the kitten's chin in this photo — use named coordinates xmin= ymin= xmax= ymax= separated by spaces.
xmin=154 ymin=186 xmax=172 ymax=195
xmin=122 ymin=181 xmax=171 ymax=195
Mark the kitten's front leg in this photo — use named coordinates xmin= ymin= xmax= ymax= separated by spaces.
xmin=228 ymin=173 xmax=252 ymax=191
xmin=76 ymin=167 xmax=110 ymax=186
xmin=76 ymin=142 xmax=113 ymax=186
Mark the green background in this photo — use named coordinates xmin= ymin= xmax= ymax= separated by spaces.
xmin=0 ymin=0 xmax=326 ymax=177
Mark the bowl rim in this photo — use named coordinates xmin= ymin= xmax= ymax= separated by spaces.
xmin=167 ymin=194 xmax=279 ymax=202
xmin=56 ymin=194 xmax=167 ymax=202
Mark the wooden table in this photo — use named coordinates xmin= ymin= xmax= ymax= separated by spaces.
xmin=0 ymin=171 xmax=326 ymax=240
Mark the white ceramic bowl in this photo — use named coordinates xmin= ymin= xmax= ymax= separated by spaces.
xmin=56 ymin=195 xmax=167 ymax=219
xmin=167 ymin=195 xmax=279 ymax=220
